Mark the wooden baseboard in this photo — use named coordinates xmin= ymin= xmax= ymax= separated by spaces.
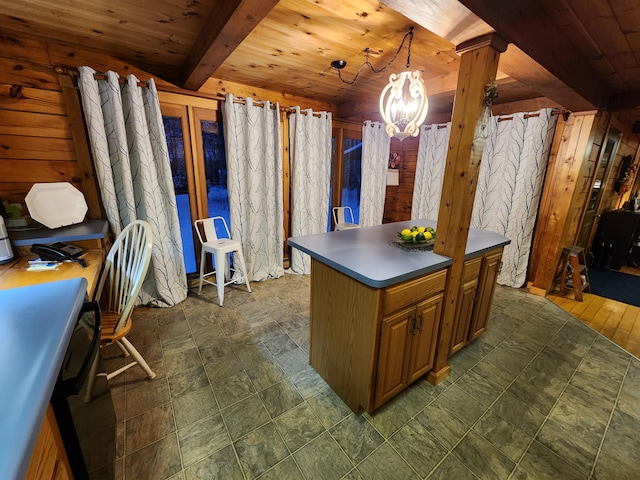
xmin=526 ymin=282 xmax=548 ymax=297
xmin=426 ymin=365 xmax=451 ymax=386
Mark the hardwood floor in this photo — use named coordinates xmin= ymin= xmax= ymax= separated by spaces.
xmin=548 ymin=265 xmax=640 ymax=359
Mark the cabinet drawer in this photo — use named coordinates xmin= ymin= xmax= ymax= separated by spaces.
xmin=383 ymin=269 xmax=447 ymax=315
xmin=463 ymin=257 xmax=482 ymax=282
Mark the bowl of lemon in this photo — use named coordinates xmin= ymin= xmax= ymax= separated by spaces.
xmin=397 ymin=226 xmax=436 ymax=246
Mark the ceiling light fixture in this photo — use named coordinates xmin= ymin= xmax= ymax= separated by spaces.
xmin=331 ymin=27 xmax=428 ymax=141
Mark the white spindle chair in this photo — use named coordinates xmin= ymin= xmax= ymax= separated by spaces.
xmin=83 ymin=220 xmax=155 ymax=401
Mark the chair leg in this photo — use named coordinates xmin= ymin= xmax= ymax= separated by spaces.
xmin=120 ymin=337 xmax=156 ymax=379
xmin=224 ymin=252 xmax=231 ymax=283
xmin=84 ymin=348 xmax=101 ymax=403
xmin=214 ymin=250 xmax=226 ymax=306
xmin=198 ymin=248 xmax=206 ymax=295
xmin=115 ymin=340 xmax=130 ymax=357
xmin=236 ymin=249 xmax=252 ymax=293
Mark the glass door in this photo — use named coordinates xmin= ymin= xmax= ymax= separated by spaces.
xmin=192 ymin=107 xmax=231 ymax=237
xmin=161 ymin=104 xmax=198 ymax=274
xmin=160 ymin=104 xmax=230 ymax=275
xmin=577 ymin=125 xmax=621 ymax=250
xmin=342 ymin=137 xmax=363 ymax=224
xmin=331 ymin=122 xmax=363 ymax=229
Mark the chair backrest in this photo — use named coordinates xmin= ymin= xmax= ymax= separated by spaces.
xmin=94 ymin=220 xmax=153 ymax=333
xmin=194 ymin=216 xmax=231 ymax=245
xmin=332 ymin=206 xmax=355 ymax=226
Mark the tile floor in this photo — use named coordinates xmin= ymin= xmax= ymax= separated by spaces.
xmin=84 ymin=274 xmax=640 ymax=479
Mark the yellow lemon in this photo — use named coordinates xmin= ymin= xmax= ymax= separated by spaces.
xmin=417 ymin=226 xmax=426 ymax=233
xmin=425 ymin=231 xmax=433 ymax=240
xmin=401 ymin=229 xmax=411 ymax=236
xmin=411 ymin=231 xmax=418 ymax=237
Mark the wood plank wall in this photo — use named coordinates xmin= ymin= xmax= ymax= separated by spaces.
xmin=569 ymin=112 xmax=609 ymax=244
xmin=0 ymin=37 xmax=81 ymax=204
xmin=383 ymin=135 xmax=419 ymax=223
xmin=528 ymin=110 xmax=640 ymax=295
xmin=528 ymin=112 xmax=602 ymax=294
xmin=603 ymin=114 xmax=640 ymax=211
xmin=3 ymin=32 xmax=639 ymax=293
xmin=0 ymin=33 xmax=333 ymax=221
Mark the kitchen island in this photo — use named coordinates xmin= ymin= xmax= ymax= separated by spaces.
xmin=288 ymin=219 xmax=509 ymax=413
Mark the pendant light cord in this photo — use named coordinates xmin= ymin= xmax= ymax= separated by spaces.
xmin=336 ymin=27 xmax=415 ymax=85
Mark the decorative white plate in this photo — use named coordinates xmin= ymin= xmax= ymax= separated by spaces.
xmin=25 ymin=182 xmax=88 ymax=229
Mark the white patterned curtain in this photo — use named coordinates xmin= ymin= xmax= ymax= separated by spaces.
xmin=288 ymin=108 xmax=333 ymax=274
xmin=222 ymin=94 xmax=284 ymax=282
xmin=413 ymin=108 xmax=557 ymax=288
xmin=412 ymin=123 xmax=451 ymax=220
xmin=472 ymin=110 xmax=557 ymax=287
xmin=360 ymin=121 xmax=391 ymax=226
xmin=77 ymin=66 xmax=187 ymax=307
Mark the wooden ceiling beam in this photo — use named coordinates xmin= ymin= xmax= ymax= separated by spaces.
xmin=498 ymin=45 xmax=596 ymax=113
xmin=180 ymin=0 xmax=279 ymax=91
xmin=380 ymin=0 xmax=493 ymax=46
xmin=608 ymin=91 xmax=640 ymax=111
xmin=457 ymin=0 xmax=611 ymax=110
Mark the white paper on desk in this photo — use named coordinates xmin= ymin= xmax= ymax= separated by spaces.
xmin=27 ymin=262 xmax=60 ymax=271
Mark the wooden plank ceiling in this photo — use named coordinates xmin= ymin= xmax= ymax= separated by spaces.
xmin=0 ymin=0 xmax=639 ymax=124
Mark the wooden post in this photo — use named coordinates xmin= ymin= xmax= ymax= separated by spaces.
xmin=428 ymin=34 xmax=507 ymax=385
xmin=57 ymin=73 xmax=105 ymax=219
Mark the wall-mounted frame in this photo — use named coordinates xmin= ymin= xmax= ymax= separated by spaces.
xmin=387 ymin=151 xmax=401 ymax=186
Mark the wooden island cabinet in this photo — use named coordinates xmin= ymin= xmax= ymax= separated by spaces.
xmin=289 ymin=220 xmax=509 ymax=414
xmin=375 ymin=271 xmax=445 ymax=409
xmin=449 ymin=249 xmax=503 ymax=355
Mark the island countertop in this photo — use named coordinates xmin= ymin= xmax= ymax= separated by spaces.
xmin=0 ymin=278 xmax=87 ymax=480
xmin=288 ymin=219 xmax=510 ymax=288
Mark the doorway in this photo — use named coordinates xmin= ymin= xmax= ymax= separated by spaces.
xmin=331 ymin=121 xmax=363 ymax=230
xmin=576 ymin=125 xmax=621 ymax=252
xmin=160 ymin=102 xmax=230 ymax=275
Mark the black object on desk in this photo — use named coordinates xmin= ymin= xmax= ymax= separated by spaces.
xmin=31 ymin=242 xmax=88 ymax=267
xmin=591 ymin=210 xmax=640 ymax=270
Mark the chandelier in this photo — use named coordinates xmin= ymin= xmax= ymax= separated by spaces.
xmin=331 ymin=27 xmax=429 ymax=140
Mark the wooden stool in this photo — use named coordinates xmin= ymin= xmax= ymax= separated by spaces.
xmin=559 ymin=245 xmax=590 ymax=301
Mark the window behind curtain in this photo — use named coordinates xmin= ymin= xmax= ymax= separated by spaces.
xmin=342 ymin=137 xmax=362 ymax=224
xmin=161 ymin=105 xmax=231 ymax=275
xmin=330 ymin=122 xmax=363 ymax=230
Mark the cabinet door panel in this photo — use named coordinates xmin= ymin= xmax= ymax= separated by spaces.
xmin=469 ymin=251 xmax=502 ymax=341
xmin=407 ymin=293 xmax=443 ymax=384
xmin=375 ymin=306 xmax=413 ymax=408
xmin=450 ymin=279 xmax=478 ymax=355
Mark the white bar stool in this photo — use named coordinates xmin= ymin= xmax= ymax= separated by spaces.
xmin=194 ymin=216 xmax=251 ymax=306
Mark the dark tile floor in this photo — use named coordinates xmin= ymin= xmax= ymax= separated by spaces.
xmin=85 ymin=274 xmax=640 ymax=479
